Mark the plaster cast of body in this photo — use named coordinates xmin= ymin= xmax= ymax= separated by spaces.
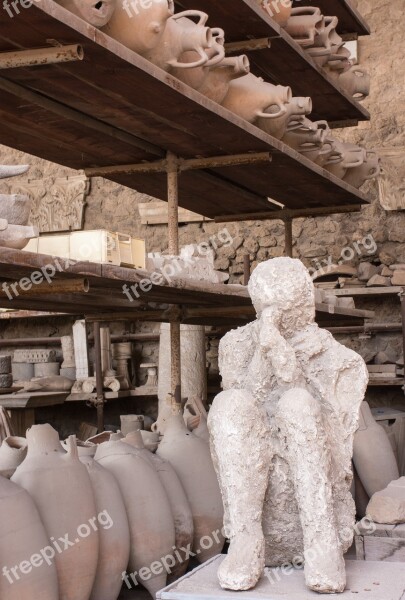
xmin=208 ymin=258 xmax=368 ymax=594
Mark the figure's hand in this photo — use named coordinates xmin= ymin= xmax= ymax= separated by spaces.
xmin=258 ymin=308 xmax=300 ymax=384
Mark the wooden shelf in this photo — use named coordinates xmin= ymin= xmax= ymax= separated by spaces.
xmin=0 ymin=249 xmax=374 ymax=327
xmin=0 ymin=391 xmax=68 ymax=408
xmin=331 ymin=287 xmax=403 ymax=297
xmin=176 ymin=0 xmax=370 ymax=125
xmin=368 ymin=378 xmax=404 ymax=388
xmin=0 ymin=0 xmax=369 ymax=220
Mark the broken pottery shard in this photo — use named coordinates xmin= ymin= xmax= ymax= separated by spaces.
xmin=0 ymin=224 xmax=38 ymax=250
xmin=208 ymin=257 xmax=368 ymax=595
xmin=367 ymin=477 xmax=405 ymax=524
xmin=0 ymin=165 xmax=29 ymax=179
xmin=0 ymin=194 xmax=32 ymax=226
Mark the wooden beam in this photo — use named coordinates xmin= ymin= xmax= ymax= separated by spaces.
xmin=0 ymin=278 xmax=89 ymax=298
xmin=214 ymin=204 xmax=363 ymax=223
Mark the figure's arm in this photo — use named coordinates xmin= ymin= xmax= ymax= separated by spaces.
xmin=259 ymin=308 xmax=301 ymax=385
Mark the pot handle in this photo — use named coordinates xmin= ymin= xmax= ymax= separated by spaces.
xmin=257 ymin=104 xmax=288 ymax=119
xmin=168 ymin=45 xmax=210 ymax=69
xmin=170 ymin=9 xmax=208 ymax=26
xmin=205 ymin=27 xmax=226 ymax=67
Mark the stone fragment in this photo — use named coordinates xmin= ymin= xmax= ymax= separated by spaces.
xmin=338 ymin=297 xmax=356 ymax=309
xmin=375 ymin=349 xmax=399 ymax=365
xmin=34 ymin=363 xmax=60 ymax=378
xmin=367 ymin=274 xmax=391 ymax=287
xmin=381 ymin=266 xmax=394 ymax=277
xmin=391 ymin=271 xmax=405 ymax=286
xmin=358 ymin=262 xmax=379 ymax=281
xmin=0 ymin=355 xmax=11 ymax=375
xmin=0 ymin=374 xmax=12 ymax=388
xmin=13 ymin=349 xmax=57 ymax=364
xmin=391 ymin=264 xmax=405 ymax=271
xmin=367 ymin=477 xmax=405 ymax=524
xmin=12 ymin=362 xmax=34 ymax=382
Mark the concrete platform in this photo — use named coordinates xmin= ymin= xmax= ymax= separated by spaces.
xmin=157 ymin=555 xmax=405 ymax=600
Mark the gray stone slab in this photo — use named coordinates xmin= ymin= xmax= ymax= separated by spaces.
xmin=158 ymin=556 xmax=405 ymax=600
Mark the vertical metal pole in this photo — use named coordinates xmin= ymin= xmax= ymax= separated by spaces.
xmin=243 ymin=254 xmax=251 ymax=286
xmin=400 ymin=290 xmax=405 ymax=396
xmin=93 ymin=321 xmax=105 ymax=433
xmin=284 ymin=217 xmax=293 ymax=258
xmin=167 ymin=151 xmax=182 ymax=404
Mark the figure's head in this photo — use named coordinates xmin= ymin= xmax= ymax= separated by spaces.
xmin=248 ymin=257 xmax=315 ymax=329
xmin=57 ymin=0 xmax=117 ymax=27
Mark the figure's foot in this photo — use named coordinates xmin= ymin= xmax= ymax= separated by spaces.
xmin=218 ymin=531 xmax=265 ymax=591
xmin=305 ymin=546 xmax=346 ymax=594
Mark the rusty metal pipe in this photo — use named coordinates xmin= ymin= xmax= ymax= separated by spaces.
xmin=0 ymin=45 xmax=84 ymax=70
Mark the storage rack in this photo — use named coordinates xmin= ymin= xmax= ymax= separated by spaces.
xmin=0 ymin=0 xmax=373 ymax=429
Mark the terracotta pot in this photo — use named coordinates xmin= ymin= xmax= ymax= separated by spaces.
xmin=102 ymin=0 xmax=174 ymax=54
xmin=56 ymin=0 xmax=117 ymax=27
xmin=353 ymin=402 xmax=400 ymax=498
xmin=0 ymin=475 xmax=59 ymax=600
xmin=184 ymin=397 xmax=210 ymax=443
xmin=140 ymin=429 xmax=160 ymax=452
xmin=95 ymin=439 xmax=175 ymax=598
xmin=12 ymin=426 xmax=99 ymax=600
xmin=324 ymin=141 xmax=366 ymax=179
xmin=0 ymin=436 xmax=27 ymax=478
xmin=144 ymin=11 xmax=225 ymax=72
xmin=327 ymin=46 xmax=352 ymax=78
xmin=157 ymin=403 xmax=224 ymax=563
xmin=124 ymin=431 xmax=194 ymax=580
xmin=258 ymin=96 xmax=312 ymax=139
xmin=77 ymin=444 xmax=131 ymax=600
xmin=284 ymin=7 xmax=324 ymax=47
xmin=308 ymin=134 xmax=344 ymax=168
xmin=258 ymin=0 xmax=292 ymax=27
xmin=339 ymin=65 xmax=370 ymax=100
xmin=281 ymin=117 xmax=327 ymax=153
xmin=221 ymin=73 xmax=292 ymax=124
xmin=343 ymin=150 xmax=380 ymax=189
xmin=173 ymin=54 xmax=250 ymax=105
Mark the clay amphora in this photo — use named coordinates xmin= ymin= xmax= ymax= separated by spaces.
xmin=184 ymin=397 xmax=210 ymax=443
xmin=258 ymin=0 xmax=292 ymax=27
xmin=281 ymin=117 xmax=327 ymax=153
xmin=140 ymin=429 xmax=160 ymax=452
xmin=55 ymin=0 xmax=117 ymax=27
xmin=0 ymin=436 xmax=27 ymax=478
xmin=124 ymin=431 xmax=194 ymax=579
xmin=324 ymin=141 xmax=366 ymax=179
xmin=157 ymin=402 xmax=224 ymax=563
xmin=0 ymin=406 xmax=13 ymax=444
xmin=144 ymin=11 xmax=225 ymax=72
xmin=12 ymin=426 xmax=99 ymax=600
xmin=284 ymin=7 xmax=324 ymax=47
xmin=0 ymin=475 xmax=59 ymax=600
xmin=95 ymin=439 xmax=175 ymax=598
xmin=343 ymin=150 xmax=380 ymax=189
xmin=221 ymin=73 xmax=292 ymax=124
xmin=102 ymin=0 xmax=173 ymax=54
xmin=258 ymin=96 xmax=312 ymax=140
xmin=173 ymin=53 xmax=250 ymax=105
xmin=308 ymin=135 xmax=344 ymax=168
xmin=77 ymin=444 xmax=131 ymax=600
xmin=327 ymin=46 xmax=352 ymax=78
xmin=339 ymin=65 xmax=370 ymax=100
xmin=353 ymin=402 xmax=400 ymax=498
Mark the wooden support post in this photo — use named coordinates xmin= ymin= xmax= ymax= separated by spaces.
xmin=244 ymin=254 xmax=251 ymax=286
xmin=400 ymin=290 xmax=405 ymax=395
xmin=284 ymin=217 xmax=293 ymax=258
xmin=167 ymin=152 xmax=182 ymax=403
xmin=93 ymin=321 xmax=105 ymax=433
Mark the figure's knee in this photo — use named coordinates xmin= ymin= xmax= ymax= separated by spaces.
xmin=209 ymin=389 xmax=258 ymax=423
xmin=276 ymin=388 xmax=321 ymax=429
xmin=208 ymin=389 xmax=269 ymax=441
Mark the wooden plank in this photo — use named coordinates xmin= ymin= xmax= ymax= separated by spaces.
xmin=332 ymin=287 xmax=402 ymax=297
xmin=0 ymin=392 xmax=68 ymax=408
xmin=0 ymin=0 xmax=370 ymax=218
xmin=368 ymin=378 xmax=404 ymax=387
xmin=139 ymin=201 xmax=210 ymax=225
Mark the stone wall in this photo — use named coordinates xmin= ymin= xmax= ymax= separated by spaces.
xmin=0 ymin=0 xmax=404 ymax=422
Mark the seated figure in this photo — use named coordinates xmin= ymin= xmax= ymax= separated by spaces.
xmin=208 ymin=257 xmax=368 ymax=594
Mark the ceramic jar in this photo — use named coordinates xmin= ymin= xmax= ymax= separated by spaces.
xmin=339 ymin=65 xmax=371 ymax=100
xmin=0 ymin=436 xmax=27 ymax=478
xmin=221 ymin=73 xmax=292 ymax=124
xmin=76 ymin=444 xmax=130 ymax=600
xmin=258 ymin=96 xmax=312 ymax=140
xmin=353 ymin=402 xmax=400 ymax=498
xmin=281 ymin=117 xmax=327 ymax=154
xmin=343 ymin=150 xmax=380 ymax=189
xmin=0 ymin=475 xmax=59 ymax=600
xmin=144 ymin=11 xmax=225 ymax=73
xmin=95 ymin=440 xmax=175 ymax=598
xmin=102 ymin=0 xmax=173 ymax=53
xmin=56 ymin=0 xmax=117 ymax=27
xmin=157 ymin=403 xmax=224 ymax=563
xmin=124 ymin=431 xmax=194 ymax=580
xmin=12 ymin=426 xmax=99 ymax=600
xmin=284 ymin=7 xmax=324 ymax=47
xmin=324 ymin=141 xmax=366 ymax=179
xmin=172 ymin=54 xmax=250 ymax=105
xmin=0 ymin=406 xmax=13 ymax=444
xmin=258 ymin=0 xmax=292 ymax=27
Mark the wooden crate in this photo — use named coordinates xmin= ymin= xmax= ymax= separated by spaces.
xmin=355 ymin=522 xmax=405 ymax=562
